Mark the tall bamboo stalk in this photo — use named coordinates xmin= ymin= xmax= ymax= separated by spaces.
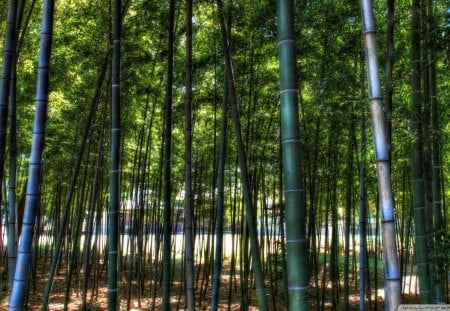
xmin=108 ymin=0 xmax=121 ymax=308
xmin=6 ymin=0 xmax=19 ymax=291
xmin=277 ymin=0 xmax=309 ymax=309
xmin=41 ymin=51 xmax=110 ymax=311
xmin=211 ymin=78 xmax=228 ymax=311
xmin=6 ymin=0 xmax=26 ymax=293
xmin=0 ymin=0 xmax=17 ymax=202
xmin=215 ymin=0 xmax=268 ymax=309
xmin=344 ymin=121 xmax=354 ymax=310
xmin=385 ymin=0 xmax=394 ymax=166
xmin=1 ymin=0 xmax=19 ymax=290
xmin=411 ymin=0 xmax=432 ymax=303
xmin=360 ymin=0 xmax=401 ymax=309
xmin=162 ymin=0 xmax=175 ymax=309
xmin=184 ymin=0 xmax=195 ymax=308
xmin=359 ymin=98 xmax=367 ymax=311
xmin=8 ymin=0 xmax=54 ymax=308
xmin=426 ymin=0 xmax=446 ymax=303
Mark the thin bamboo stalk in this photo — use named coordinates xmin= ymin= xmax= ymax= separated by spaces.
xmin=184 ymin=0 xmax=195 ymax=308
xmin=41 ymin=50 xmax=110 ymax=310
xmin=161 ymin=0 xmax=175 ymax=309
xmin=215 ymin=0 xmax=268 ymax=309
xmin=108 ymin=0 xmax=121 ymax=308
xmin=0 ymin=0 xmax=18 ymax=208
xmin=359 ymin=103 xmax=367 ymax=311
xmin=211 ymin=78 xmax=228 ymax=311
xmin=3 ymin=0 xmax=19 ymax=290
xmin=7 ymin=3 xmax=19 ymax=291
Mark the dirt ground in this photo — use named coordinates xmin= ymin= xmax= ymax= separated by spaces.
xmin=0 ymin=255 xmax=421 ymax=310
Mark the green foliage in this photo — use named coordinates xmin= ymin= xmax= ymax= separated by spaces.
xmin=1 ymin=0 xmax=450 ymax=307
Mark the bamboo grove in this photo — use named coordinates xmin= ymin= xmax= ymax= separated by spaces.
xmin=0 ymin=0 xmax=449 ymax=310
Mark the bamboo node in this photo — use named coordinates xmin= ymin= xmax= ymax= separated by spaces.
xmin=280 ymin=88 xmax=298 ymax=94
xmin=363 ymin=28 xmax=376 ymax=34
xmin=368 ymin=96 xmax=382 ymax=101
xmin=288 ymin=286 xmax=309 ymax=290
xmin=380 ymin=219 xmax=394 ymax=224
xmin=277 ymin=38 xmax=294 ymax=46
xmin=282 ymin=138 xmax=300 ymax=144
xmin=284 ymin=188 xmax=303 ymax=193
xmin=287 ymin=238 xmax=306 ymax=243
xmin=374 ymin=157 xmax=388 ymax=162
xmin=413 ymin=206 xmax=426 ymax=210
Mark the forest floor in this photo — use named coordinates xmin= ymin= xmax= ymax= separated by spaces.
xmin=0 ymin=255 xmax=422 ymax=311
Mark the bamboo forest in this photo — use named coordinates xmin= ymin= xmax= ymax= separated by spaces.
xmin=0 ymin=0 xmax=449 ymax=309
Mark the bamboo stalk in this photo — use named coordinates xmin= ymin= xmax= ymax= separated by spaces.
xmin=8 ymin=0 xmax=55 ymax=308
xmin=360 ymin=0 xmax=402 ymax=309
xmin=215 ymin=0 xmax=268 ymax=309
xmin=277 ymin=1 xmax=309 ymax=309
xmin=108 ymin=0 xmax=121 ymax=308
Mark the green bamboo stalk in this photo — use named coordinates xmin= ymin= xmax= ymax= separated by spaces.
xmin=7 ymin=0 xmax=26 ymax=290
xmin=277 ymin=0 xmax=309 ymax=309
xmin=41 ymin=50 xmax=110 ymax=311
xmin=344 ymin=122 xmax=354 ymax=310
xmin=359 ymin=107 xmax=367 ymax=311
xmin=0 ymin=0 xmax=17 ymax=202
xmin=6 ymin=0 xmax=19 ymax=291
xmin=360 ymin=0 xmax=402 ymax=309
xmin=8 ymin=0 xmax=54 ymax=308
xmin=426 ymin=0 xmax=446 ymax=303
xmin=108 ymin=0 xmax=121 ymax=308
xmin=411 ymin=0 xmax=432 ymax=303
xmin=63 ymin=159 xmax=89 ymax=310
xmin=162 ymin=0 xmax=175 ymax=309
xmin=184 ymin=0 xmax=195 ymax=308
xmin=82 ymin=107 xmax=106 ymax=310
xmin=385 ymin=0 xmax=394 ymax=166
xmin=215 ymin=0 xmax=268 ymax=309
xmin=211 ymin=78 xmax=228 ymax=311
xmin=2 ymin=0 xmax=19 ymax=290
